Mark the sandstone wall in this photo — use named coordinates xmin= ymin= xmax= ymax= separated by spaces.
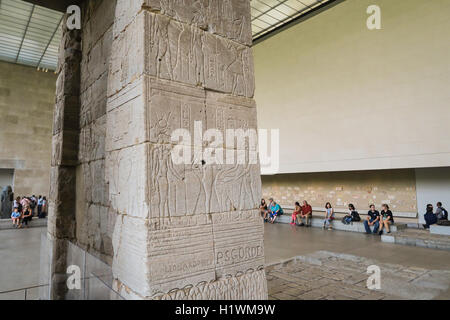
xmin=0 ymin=61 xmax=56 ymax=197
xmin=48 ymin=0 xmax=266 ymax=300
xmin=106 ymin=0 xmax=265 ymax=299
xmin=262 ymin=169 xmax=417 ymax=213
xmin=75 ymin=0 xmax=116 ymax=264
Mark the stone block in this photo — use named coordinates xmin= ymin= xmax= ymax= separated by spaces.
xmin=48 ymin=166 xmax=77 ymax=240
xmin=205 ymin=91 xmax=257 ymax=150
xmin=212 ymin=210 xmax=265 ymax=278
xmin=51 ymin=130 xmax=79 ymax=167
xmin=430 ymin=225 xmax=450 ymax=236
xmin=108 ymin=11 xmax=254 ymax=97
xmin=106 ymin=143 xmax=149 ymax=219
xmin=107 ymin=12 xmax=146 ymax=96
xmin=79 ymin=115 xmax=106 ymax=163
xmin=56 ymin=58 xmax=81 ymax=100
xmin=53 ymin=95 xmax=80 ymax=135
xmin=82 ymin=0 xmax=116 ymax=54
xmin=80 ymin=160 xmax=109 ymax=206
xmin=81 ymin=26 xmax=113 ymax=94
xmin=111 ymin=215 xmax=151 ymax=297
xmin=80 ymin=72 xmax=108 ymax=127
xmin=145 ymin=0 xmax=252 ymax=46
xmin=105 ymin=77 xmax=148 ymax=152
xmin=146 ymin=223 xmax=216 ymax=296
xmin=147 ymin=77 xmax=206 ymax=146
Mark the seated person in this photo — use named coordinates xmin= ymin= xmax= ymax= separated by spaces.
xmin=11 ymin=207 xmax=21 ymax=228
xmin=299 ymin=201 xmax=313 ymax=227
xmin=364 ymin=204 xmax=380 ymax=234
xmin=378 ymin=204 xmax=394 ymax=235
xmin=260 ymin=199 xmax=268 ymax=222
xmin=323 ymin=202 xmax=335 ymax=230
xmin=290 ymin=202 xmax=302 ymax=225
xmin=269 ymin=199 xmax=283 ymax=224
xmin=436 ymin=202 xmax=448 ymax=221
xmin=423 ymin=204 xmax=438 ymax=229
xmin=343 ymin=204 xmax=358 ymax=225
xmin=20 ymin=206 xmax=33 ymax=229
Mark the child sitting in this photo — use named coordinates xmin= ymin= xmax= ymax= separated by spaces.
xmin=290 ymin=202 xmax=302 ymax=225
xmin=11 ymin=207 xmax=21 ymax=228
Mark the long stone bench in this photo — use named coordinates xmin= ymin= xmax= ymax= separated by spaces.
xmin=281 ymin=205 xmax=418 ymax=219
xmin=274 ymin=213 xmax=407 ymax=233
xmin=382 ymin=229 xmax=450 ymax=251
xmin=430 ymin=225 xmax=450 ymax=236
xmin=0 ymin=217 xmax=47 ymax=230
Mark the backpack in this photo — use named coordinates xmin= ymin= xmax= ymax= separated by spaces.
xmin=278 ymin=208 xmax=284 ymax=216
xmin=351 ymin=211 xmax=361 ymax=222
xmin=442 ymin=207 xmax=448 ymax=220
xmin=437 ymin=220 xmax=450 ymax=226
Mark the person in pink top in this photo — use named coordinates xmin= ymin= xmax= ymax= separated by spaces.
xmin=290 ymin=202 xmax=302 ymax=225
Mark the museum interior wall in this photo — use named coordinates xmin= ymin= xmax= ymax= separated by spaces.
xmin=262 ymin=169 xmax=417 ymax=213
xmin=0 ymin=61 xmax=56 ymax=197
xmin=415 ymin=167 xmax=450 ymax=223
xmin=254 ymin=0 xmax=450 ymax=174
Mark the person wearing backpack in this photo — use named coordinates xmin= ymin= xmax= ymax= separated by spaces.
xmin=436 ymin=202 xmax=448 ymax=221
xmin=363 ymin=204 xmax=380 ymax=234
xmin=342 ymin=204 xmax=359 ymax=225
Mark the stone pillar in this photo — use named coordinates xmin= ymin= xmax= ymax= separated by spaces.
xmin=47 ymin=15 xmax=82 ymax=299
xmin=106 ymin=0 xmax=267 ymax=299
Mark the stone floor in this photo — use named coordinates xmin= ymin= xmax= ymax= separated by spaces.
xmin=382 ymin=228 xmax=450 ymax=251
xmin=264 ymin=223 xmax=450 ymax=269
xmin=0 ymin=226 xmax=43 ymax=299
xmin=1 ymin=224 xmax=450 ymax=300
xmin=266 ymin=251 xmax=450 ymax=300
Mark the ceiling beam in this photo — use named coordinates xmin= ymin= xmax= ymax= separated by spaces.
xmin=22 ymin=0 xmax=82 ymax=12
xmin=36 ymin=15 xmax=63 ymax=69
xmin=253 ymin=0 xmax=346 ymax=45
xmin=15 ymin=5 xmax=35 ymax=63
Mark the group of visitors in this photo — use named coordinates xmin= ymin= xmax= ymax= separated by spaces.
xmin=361 ymin=204 xmax=395 ymax=235
xmin=11 ymin=195 xmax=47 ymax=229
xmin=260 ymin=198 xmax=284 ymax=224
xmin=423 ymin=202 xmax=448 ymax=229
xmin=259 ymin=198 xmax=314 ymax=226
xmin=260 ymin=197 xmax=448 ymax=234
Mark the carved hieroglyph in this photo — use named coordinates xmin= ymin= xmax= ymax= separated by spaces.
xmin=106 ymin=0 xmax=267 ymax=300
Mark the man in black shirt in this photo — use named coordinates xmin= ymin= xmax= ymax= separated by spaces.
xmin=364 ymin=204 xmax=380 ymax=234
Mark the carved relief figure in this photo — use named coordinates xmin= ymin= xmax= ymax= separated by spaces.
xmin=152 ymin=16 xmax=174 ymax=80
xmin=150 ymin=111 xmax=184 ymax=219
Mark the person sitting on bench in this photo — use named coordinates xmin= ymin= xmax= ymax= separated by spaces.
xmin=268 ymin=198 xmax=283 ymax=224
xmin=378 ymin=204 xmax=394 ymax=235
xmin=260 ymin=199 xmax=268 ymax=222
xmin=323 ymin=202 xmax=335 ymax=230
xmin=364 ymin=204 xmax=380 ymax=234
xmin=436 ymin=202 xmax=448 ymax=221
xmin=423 ymin=204 xmax=438 ymax=229
xmin=290 ymin=202 xmax=302 ymax=225
xmin=299 ymin=201 xmax=313 ymax=227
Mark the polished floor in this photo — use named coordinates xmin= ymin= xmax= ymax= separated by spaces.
xmin=0 ymin=226 xmax=43 ymax=298
xmin=1 ymin=224 xmax=450 ymax=299
xmin=264 ymin=223 xmax=450 ymax=270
